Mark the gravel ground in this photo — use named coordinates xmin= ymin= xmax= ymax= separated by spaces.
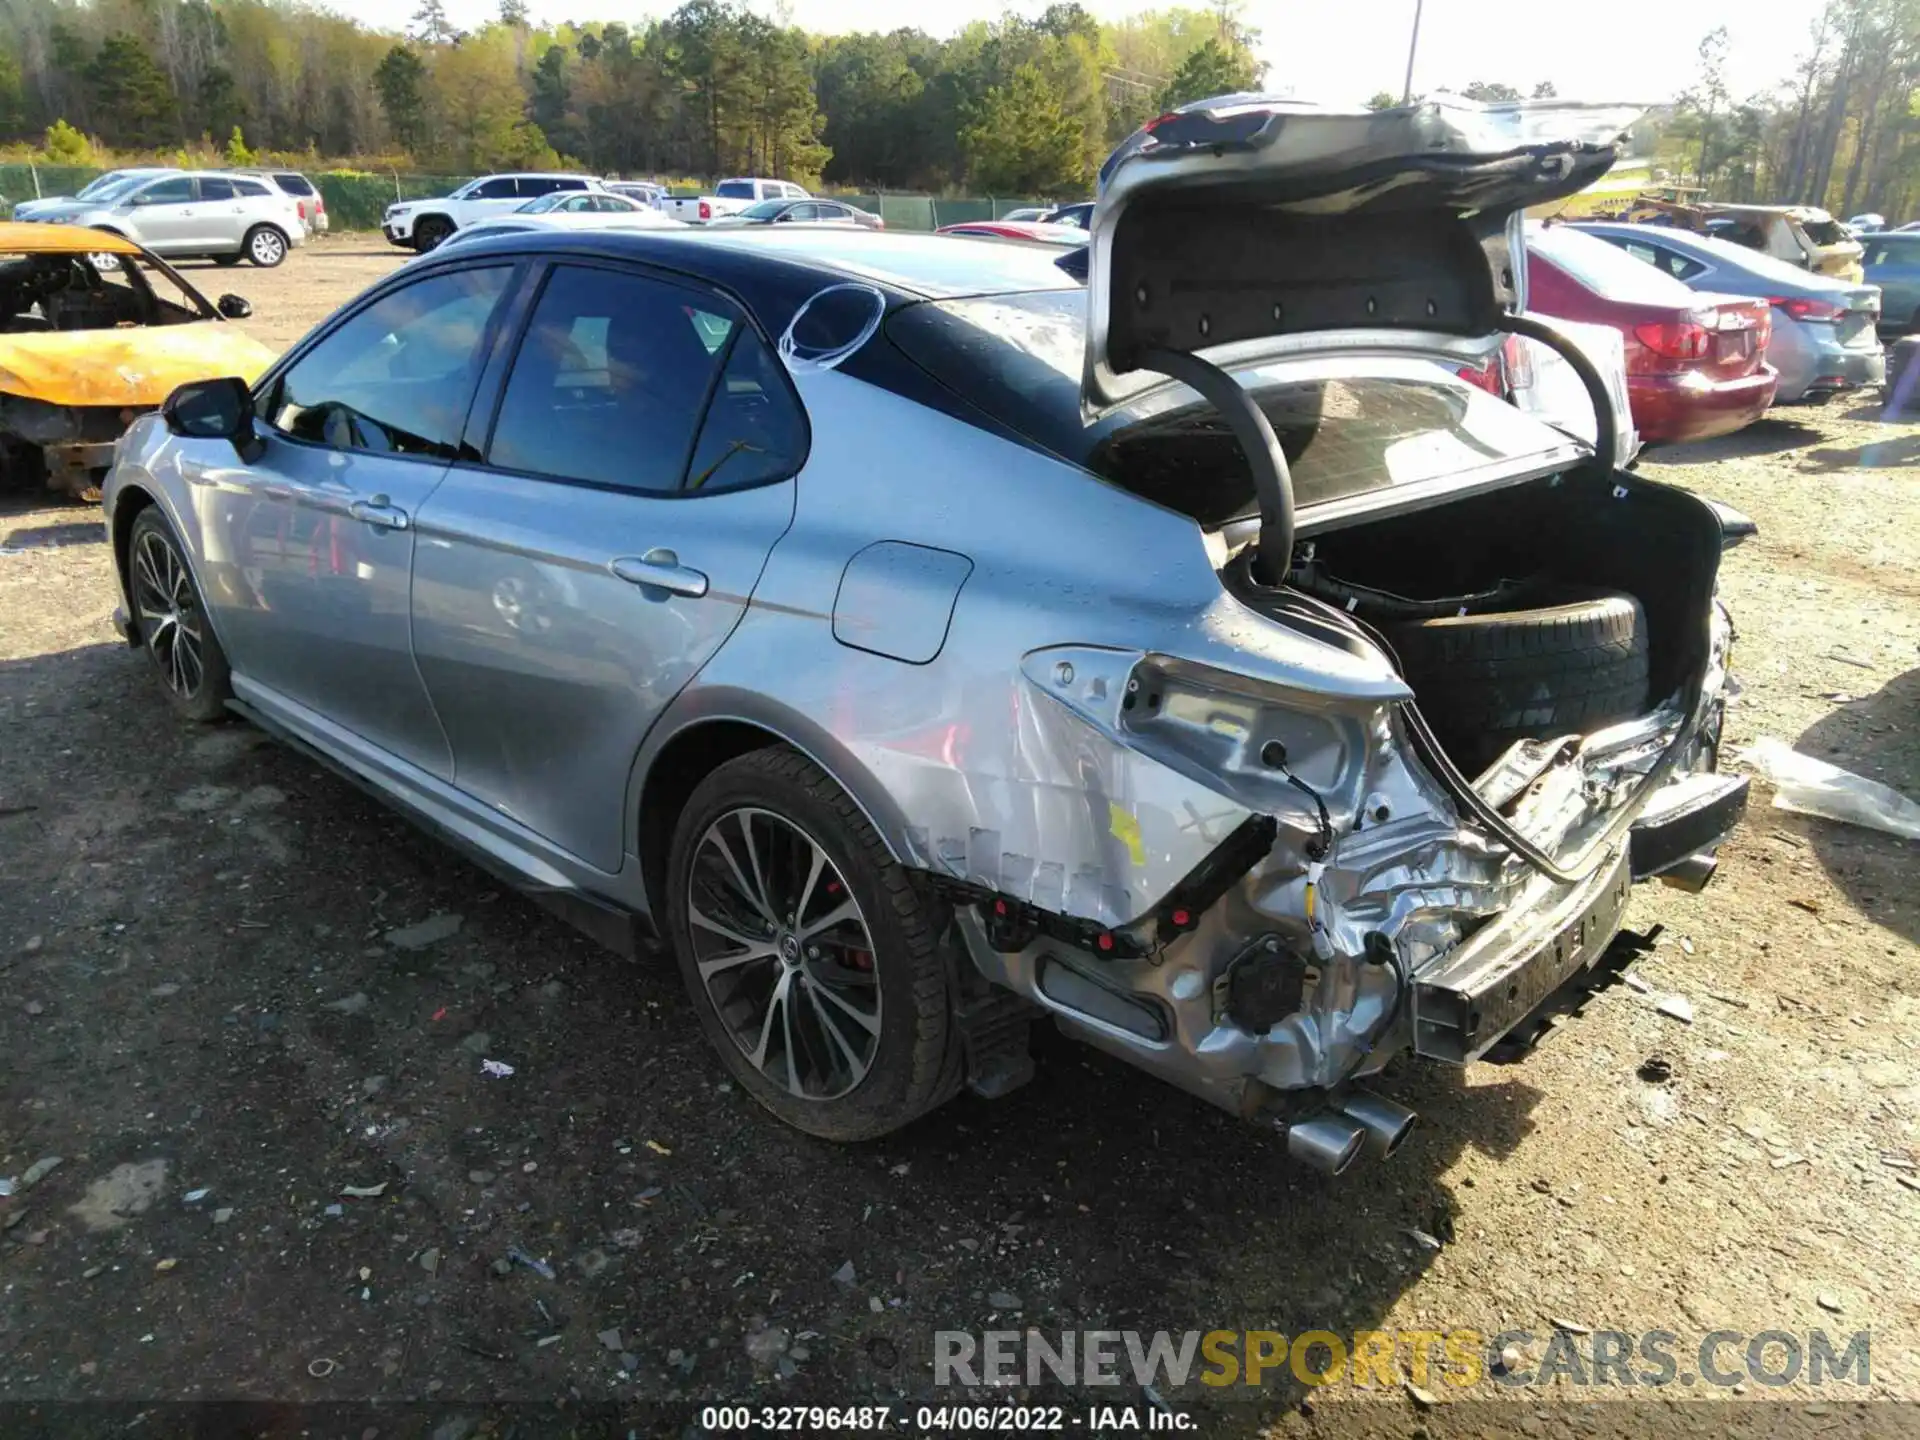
xmin=1 ymin=235 xmax=1918 ymax=1437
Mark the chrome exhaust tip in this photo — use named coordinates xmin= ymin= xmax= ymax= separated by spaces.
xmin=1285 ymin=1113 xmax=1369 ymax=1175
xmin=1334 ymin=1090 xmax=1418 ymax=1160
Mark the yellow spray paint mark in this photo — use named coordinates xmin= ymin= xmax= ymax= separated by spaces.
xmin=1108 ymin=804 xmax=1146 ymax=867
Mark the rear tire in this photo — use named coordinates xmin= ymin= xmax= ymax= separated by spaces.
xmin=1388 ymin=589 xmax=1650 ymax=773
xmin=244 ymin=225 xmax=287 ymax=268
xmin=127 ymin=507 xmax=232 ymax=723
xmin=665 ymin=746 xmax=957 ymax=1141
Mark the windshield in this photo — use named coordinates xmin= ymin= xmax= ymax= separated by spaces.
xmin=515 ymin=193 xmax=566 ymax=213
xmin=77 ymin=175 xmax=149 ymax=206
xmin=1531 ymin=223 xmax=1697 ymax=304
xmin=79 ymin=171 xmax=146 ymax=200
xmin=0 ymin=248 xmax=211 ymax=330
xmin=888 ymin=289 xmax=1580 ymax=528
xmin=716 ymin=180 xmax=757 ymax=200
xmin=738 ymin=200 xmax=788 ymax=219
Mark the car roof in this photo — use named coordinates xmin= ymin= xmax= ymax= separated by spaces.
xmin=443 ymin=226 xmax=1079 ymax=302
xmin=1576 ymin=222 xmax=1851 ymax=290
xmin=0 ymin=221 xmax=140 ymax=255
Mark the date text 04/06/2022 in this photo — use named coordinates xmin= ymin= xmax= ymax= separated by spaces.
xmin=697 ymin=1404 xmax=1195 ymax=1432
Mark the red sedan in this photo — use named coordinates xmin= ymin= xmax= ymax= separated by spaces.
xmin=1528 ymin=222 xmax=1777 ymax=444
xmin=935 ymin=220 xmax=1088 ymax=247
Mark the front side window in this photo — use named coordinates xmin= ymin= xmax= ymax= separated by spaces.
xmin=132 ymin=178 xmax=194 ymax=206
xmin=267 ymin=266 xmax=510 ymax=458
xmin=474 ymin=178 xmax=520 ymax=199
xmin=488 ymin=264 xmax=752 ymax=493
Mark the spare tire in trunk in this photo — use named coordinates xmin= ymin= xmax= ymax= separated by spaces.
xmin=1386 ymin=590 xmax=1650 ymax=774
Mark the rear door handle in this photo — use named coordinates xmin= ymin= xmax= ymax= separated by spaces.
xmin=610 ymin=548 xmax=708 ymax=598
xmin=349 ymin=496 xmax=410 ymax=531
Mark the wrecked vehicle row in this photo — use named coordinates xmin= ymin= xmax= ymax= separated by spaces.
xmin=101 ymin=97 xmax=1749 ymax=1173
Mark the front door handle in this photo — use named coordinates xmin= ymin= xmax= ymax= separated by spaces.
xmin=610 ymin=548 xmax=708 ymax=598
xmin=349 ymin=496 xmax=410 ymax=531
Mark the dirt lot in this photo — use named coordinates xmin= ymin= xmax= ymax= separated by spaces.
xmin=2 ymin=234 xmax=1919 ymax=1437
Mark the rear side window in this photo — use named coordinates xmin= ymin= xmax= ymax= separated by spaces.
xmin=198 ymin=176 xmax=235 ymax=201
xmin=685 ymin=328 xmax=807 ymax=490
xmin=275 ymin=173 xmax=316 ymax=196
xmin=488 ymin=264 xmax=747 ymax=493
xmin=1531 ymin=225 xmax=1700 ymax=304
xmin=548 ymin=177 xmax=587 ymax=192
xmin=266 ymin=266 xmax=510 ymax=458
xmin=231 ymin=178 xmax=271 ymax=197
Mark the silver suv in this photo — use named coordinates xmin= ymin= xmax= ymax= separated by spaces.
xmin=21 ymin=170 xmax=304 ymax=267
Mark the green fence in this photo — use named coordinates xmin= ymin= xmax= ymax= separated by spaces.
xmin=0 ymin=162 xmax=1056 ymax=234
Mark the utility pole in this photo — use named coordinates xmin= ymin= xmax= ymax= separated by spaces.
xmin=1401 ymin=0 xmax=1424 ymax=105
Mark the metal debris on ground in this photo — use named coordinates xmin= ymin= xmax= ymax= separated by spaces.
xmin=1656 ymin=996 xmax=1694 ymax=1024
xmin=323 ymin=992 xmax=370 ymax=1014
xmin=307 ymin=1358 xmax=338 ymax=1378
xmin=20 ymin=1157 xmax=61 ymax=1190
xmin=1550 ymin=1317 xmax=1592 ymax=1335
xmin=1400 ymin=1227 xmax=1442 ymax=1251
xmin=182 ymin=1187 xmax=212 ymax=1204
xmin=830 ymin=1260 xmax=856 ymax=1287
xmin=988 ymin=1291 xmax=1022 ymax=1310
xmin=339 ymin=1182 xmax=388 ymax=1198
xmin=418 ymin=1247 xmax=440 ymax=1275
xmin=598 ymin=1328 xmax=624 ymax=1351
xmin=644 ymin=1139 xmax=671 ymax=1156
xmin=1817 ymin=1292 xmax=1843 ymax=1313
xmin=506 ymin=1246 xmax=556 ymax=1280
xmin=383 ymin=912 xmax=464 ymax=950
xmin=480 ymin=1059 xmax=515 ymax=1078
xmin=1637 ymin=1057 xmax=1674 ymax=1084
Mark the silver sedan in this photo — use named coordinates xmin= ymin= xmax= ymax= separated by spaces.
xmin=102 ymin=100 xmax=1744 ymax=1172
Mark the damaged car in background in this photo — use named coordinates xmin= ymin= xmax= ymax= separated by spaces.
xmin=103 ymin=97 xmax=1749 ymax=1174
xmin=0 ymin=222 xmax=272 ymax=500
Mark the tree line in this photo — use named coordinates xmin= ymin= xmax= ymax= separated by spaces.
xmin=1656 ymin=0 xmax=1920 ymax=218
xmin=0 ymin=0 xmax=1262 ymax=194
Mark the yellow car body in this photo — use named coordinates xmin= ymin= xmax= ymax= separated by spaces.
xmin=0 ymin=222 xmax=275 ymax=496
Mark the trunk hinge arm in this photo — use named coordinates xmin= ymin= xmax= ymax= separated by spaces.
xmin=1498 ymin=312 xmax=1621 ymax=478
xmin=1140 ymin=347 xmax=1296 ymax=586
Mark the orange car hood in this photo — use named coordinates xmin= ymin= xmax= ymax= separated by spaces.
xmin=0 ymin=322 xmax=275 ymax=409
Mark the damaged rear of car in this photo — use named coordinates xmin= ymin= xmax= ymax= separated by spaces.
xmin=868 ymin=98 xmax=1746 ymax=1170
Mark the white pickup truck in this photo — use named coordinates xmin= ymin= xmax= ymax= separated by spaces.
xmin=383 ymin=173 xmax=605 ymax=251
xmin=663 ymin=178 xmax=810 ymax=225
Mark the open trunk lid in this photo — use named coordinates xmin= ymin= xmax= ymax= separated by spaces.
xmin=1082 ymin=97 xmax=1643 ymax=414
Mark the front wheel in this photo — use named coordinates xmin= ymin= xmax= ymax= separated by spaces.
xmin=244 ymin=225 xmax=287 ymax=267
xmin=665 ymin=747 xmax=958 ymax=1141
xmin=411 ymin=216 xmax=452 ymax=252
xmin=127 ymin=507 xmax=232 ymax=722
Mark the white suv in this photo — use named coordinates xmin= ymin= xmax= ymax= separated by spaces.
xmin=382 ymin=174 xmax=603 ymax=251
xmin=20 ymin=170 xmax=304 ymax=266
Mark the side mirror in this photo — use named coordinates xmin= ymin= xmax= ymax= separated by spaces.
xmin=216 ymin=293 xmax=252 ymax=320
xmin=162 ymin=376 xmax=263 ymax=459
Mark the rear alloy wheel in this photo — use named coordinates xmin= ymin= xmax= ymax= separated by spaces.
xmin=412 ymin=217 xmax=452 ymax=252
xmin=128 ymin=507 xmax=231 ymax=722
xmin=666 ymin=747 xmax=958 ymax=1141
xmin=245 ymin=225 xmax=287 ymax=267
